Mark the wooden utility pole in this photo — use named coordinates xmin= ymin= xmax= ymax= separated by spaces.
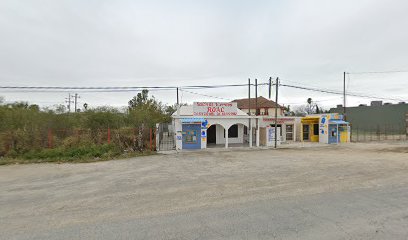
xmin=65 ymin=93 xmax=73 ymax=113
xmin=248 ymin=78 xmax=252 ymax=147
xmin=255 ymin=79 xmax=258 ymax=116
xmin=176 ymin=87 xmax=179 ymax=105
xmin=248 ymin=78 xmax=251 ymax=115
xmin=74 ymin=93 xmax=79 ymax=112
xmin=268 ymin=77 xmax=272 ymax=99
xmin=274 ymin=78 xmax=279 ymax=149
xmin=176 ymin=87 xmax=180 ymax=117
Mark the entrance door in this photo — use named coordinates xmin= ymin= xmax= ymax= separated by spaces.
xmin=207 ymin=125 xmax=216 ymax=144
xmin=303 ymin=124 xmax=310 ymax=141
xmin=182 ymin=124 xmax=201 ymax=149
xmin=328 ymin=124 xmax=338 ymax=144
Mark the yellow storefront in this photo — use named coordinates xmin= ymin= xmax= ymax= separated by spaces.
xmin=301 ymin=114 xmax=350 ymax=144
xmin=301 ymin=116 xmax=320 ymax=142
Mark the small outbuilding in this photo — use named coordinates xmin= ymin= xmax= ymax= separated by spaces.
xmin=301 ymin=114 xmax=350 ymax=144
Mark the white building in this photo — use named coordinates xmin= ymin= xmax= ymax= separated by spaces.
xmin=172 ymin=102 xmax=259 ymax=150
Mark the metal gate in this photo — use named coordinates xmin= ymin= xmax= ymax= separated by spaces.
xmin=156 ymin=122 xmax=175 ymax=151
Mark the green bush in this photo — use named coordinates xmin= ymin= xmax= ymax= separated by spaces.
xmin=10 ymin=144 xmax=122 ymax=161
xmin=0 ymin=90 xmax=167 ymax=162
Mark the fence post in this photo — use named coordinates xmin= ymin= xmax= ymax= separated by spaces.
xmin=154 ymin=126 xmax=157 ymax=151
xmin=149 ymin=128 xmax=152 ymax=151
xmin=107 ymin=128 xmax=111 ymax=144
xmin=48 ymin=129 xmax=53 ymax=148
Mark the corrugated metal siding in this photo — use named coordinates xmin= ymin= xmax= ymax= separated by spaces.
xmin=330 ymin=104 xmax=408 ymax=131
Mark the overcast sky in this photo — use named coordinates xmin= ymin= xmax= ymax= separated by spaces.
xmin=1 ymin=0 xmax=408 ymax=110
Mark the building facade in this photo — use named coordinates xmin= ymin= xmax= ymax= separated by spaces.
xmin=172 ymin=102 xmax=259 ymax=150
xmin=301 ymin=114 xmax=350 ymax=144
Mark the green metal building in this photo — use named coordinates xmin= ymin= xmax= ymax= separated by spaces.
xmin=330 ymin=101 xmax=408 ymax=133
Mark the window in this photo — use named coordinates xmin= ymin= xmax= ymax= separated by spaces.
xmin=224 ymin=124 xmax=239 ymax=138
xmin=264 ymin=109 xmax=269 ymax=115
xmin=286 ymin=124 xmax=293 ymax=141
xmin=313 ymin=124 xmax=319 ymax=136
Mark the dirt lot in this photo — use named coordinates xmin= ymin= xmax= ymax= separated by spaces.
xmin=1 ymin=142 xmax=408 ymax=239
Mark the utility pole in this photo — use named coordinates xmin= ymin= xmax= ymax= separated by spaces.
xmin=248 ymin=78 xmax=251 ymax=115
xmin=274 ymin=77 xmax=279 ymax=149
xmin=65 ymin=93 xmax=74 ymax=113
xmin=176 ymin=87 xmax=180 ymax=117
xmin=268 ymin=77 xmax=272 ymax=99
xmin=74 ymin=93 xmax=80 ymax=113
xmin=255 ymin=79 xmax=258 ymax=116
xmin=343 ymin=72 xmax=346 ymax=121
xmin=177 ymin=87 xmax=179 ymax=106
xmin=248 ymin=78 xmax=252 ymax=147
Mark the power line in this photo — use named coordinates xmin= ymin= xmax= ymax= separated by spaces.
xmin=180 ymin=89 xmax=232 ymax=101
xmin=347 ymin=70 xmax=408 ymax=74
xmin=0 ymin=83 xmax=252 ymax=91
xmin=280 ymin=83 xmax=407 ymax=102
xmin=1 ymin=80 xmax=406 ymax=102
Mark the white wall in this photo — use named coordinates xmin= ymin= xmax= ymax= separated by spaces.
xmin=215 ymin=124 xmax=244 ymax=144
xmin=173 ymin=117 xmax=252 ymax=149
xmin=174 ymin=119 xmax=182 ymax=150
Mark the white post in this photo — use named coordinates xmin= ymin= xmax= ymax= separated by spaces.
xmin=249 ymin=125 xmax=253 ymax=148
xmin=256 ymin=118 xmax=260 ymax=147
xmin=225 ymin=127 xmax=229 ymax=148
xmin=156 ymin=123 xmax=160 ymax=151
xmin=337 ymin=124 xmax=339 ymax=144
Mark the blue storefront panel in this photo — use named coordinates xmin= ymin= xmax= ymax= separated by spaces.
xmin=182 ymin=124 xmax=201 ymax=149
xmin=328 ymin=124 xmax=338 ymax=144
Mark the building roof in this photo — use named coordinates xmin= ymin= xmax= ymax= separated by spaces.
xmin=232 ymin=96 xmax=283 ymax=109
xmin=172 ymin=105 xmax=250 ymax=117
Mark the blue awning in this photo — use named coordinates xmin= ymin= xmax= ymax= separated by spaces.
xmin=329 ymin=119 xmax=349 ymax=125
xmin=181 ymin=118 xmax=205 ymax=123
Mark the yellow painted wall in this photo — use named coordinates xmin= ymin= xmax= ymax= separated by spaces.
xmin=310 ymin=124 xmax=319 ymax=142
xmin=301 ymin=117 xmax=320 ymax=142
xmin=340 ymin=130 xmax=348 ymax=143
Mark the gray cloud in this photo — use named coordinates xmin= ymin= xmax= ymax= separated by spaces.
xmin=1 ymin=0 xmax=407 ymax=108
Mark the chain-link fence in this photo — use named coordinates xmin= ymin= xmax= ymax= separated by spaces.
xmin=0 ymin=127 xmax=156 ymax=156
xmin=156 ymin=122 xmax=175 ymax=151
xmin=351 ymin=124 xmax=407 ymax=142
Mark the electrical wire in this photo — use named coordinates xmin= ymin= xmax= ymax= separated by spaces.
xmin=0 ymin=83 xmax=252 ymax=91
xmin=280 ymin=84 xmax=407 ymax=102
xmin=1 ymin=79 xmax=406 ymax=102
xmin=180 ymin=89 xmax=232 ymax=101
xmin=347 ymin=70 xmax=408 ymax=74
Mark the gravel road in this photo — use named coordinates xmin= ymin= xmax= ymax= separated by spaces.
xmin=1 ymin=142 xmax=408 ymax=239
